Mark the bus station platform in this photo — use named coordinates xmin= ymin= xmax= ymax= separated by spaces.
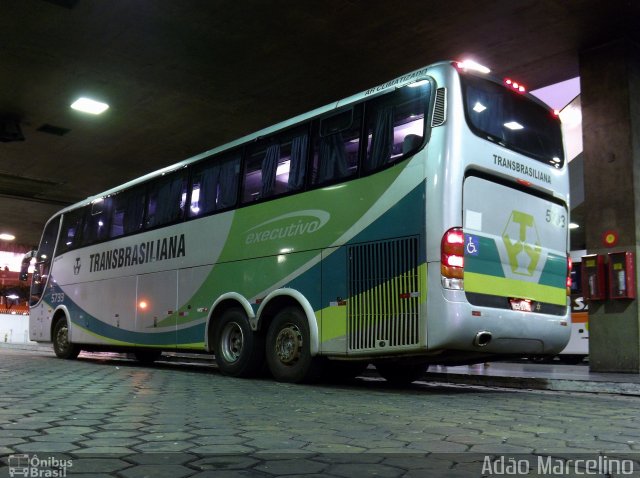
xmin=2 ymin=343 xmax=640 ymax=477
xmin=3 ymin=342 xmax=639 ymax=396
xmin=423 ymin=362 xmax=640 ymax=396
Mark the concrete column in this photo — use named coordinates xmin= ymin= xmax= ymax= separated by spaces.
xmin=580 ymin=39 xmax=640 ymax=372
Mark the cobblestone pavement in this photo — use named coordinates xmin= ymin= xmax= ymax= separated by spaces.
xmin=1 ymin=348 xmax=639 ymax=477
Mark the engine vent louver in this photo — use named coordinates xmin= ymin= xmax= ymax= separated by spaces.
xmin=431 ymin=87 xmax=447 ymax=127
xmin=347 ymin=237 xmax=421 ymax=351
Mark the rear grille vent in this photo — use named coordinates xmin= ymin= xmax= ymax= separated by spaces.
xmin=347 ymin=237 xmax=421 ymax=351
xmin=431 ymin=87 xmax=447 ymax=127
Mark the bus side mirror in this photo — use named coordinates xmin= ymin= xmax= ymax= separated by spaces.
xmin=19 ymin=250 xmax=37 ymax=282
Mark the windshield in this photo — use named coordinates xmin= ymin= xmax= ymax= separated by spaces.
xmin=461 ymin=74 xmax=564 ymax=167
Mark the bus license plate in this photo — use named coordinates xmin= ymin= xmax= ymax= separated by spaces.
xmin=509 ymin=299 xmax=532 ymax=312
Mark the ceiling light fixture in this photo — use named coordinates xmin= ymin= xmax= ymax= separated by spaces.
xmin=0 ymin=233 xmax=16 ymax=241
xmin=71 ymin=97 xmax=109 ymax=115
xmin=504 ymin=121 xmax=524 ymax=130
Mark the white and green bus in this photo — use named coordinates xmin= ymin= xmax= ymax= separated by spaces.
xmin=23 ymin=60 xmax=571 ymax=383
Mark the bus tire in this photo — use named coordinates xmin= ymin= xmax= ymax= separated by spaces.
xmin=133 ymin=350 xmax=163 ymax=364
xmin=213 ymin=307 xmax=264 ymax=378
xmin=52 ymin=318 xmax=80 ymax=360
xmin=266 ymin=306 xmax=320 ymax=383
xmin=375 ymin=360 xmax=428 ymax=386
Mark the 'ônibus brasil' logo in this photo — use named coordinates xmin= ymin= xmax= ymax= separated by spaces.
xmin=245 ymin=210 xmax=330 ymax=245
xmin=502 ymin=211 xmax=542 ymax=277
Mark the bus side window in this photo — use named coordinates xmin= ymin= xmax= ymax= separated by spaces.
xmin=109 ymin=186 xmax=146 ymax=238
xmin=364 ymin=82 xmax=429 ymax=172
xmin=242 ymin=127 xmax=309 ymax=203
xmin=58 ymin=208 xmax=85 ymax=254
xmin=146 ymin=169 xmax=188 ymax=229
xmin=82 ymin=198 xmax=111 ymax=245
xmin=30 ymin=216 xmax=61 ymax=305
xmin=312 ymin=107 xmax=361 ymax=185
xmin=190 ymin=150 xmax=241 ymax=217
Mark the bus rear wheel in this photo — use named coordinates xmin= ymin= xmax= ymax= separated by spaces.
xmin=213 ymin=307 xmax=264 ymax=378
xmin=52 ymin=318 xmax=80 ymax=360
xmin=266 ymin=306 xmax=320 ymax=383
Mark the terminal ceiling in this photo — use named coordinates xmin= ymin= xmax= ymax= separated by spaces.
xmin=1 ymin=0 xmax=638 ymax=247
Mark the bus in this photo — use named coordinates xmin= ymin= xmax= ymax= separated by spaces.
xmin=560 ymin=250 xmax=588 ymax=363
xmin=22 ymin=60 xmax=571 ymax=384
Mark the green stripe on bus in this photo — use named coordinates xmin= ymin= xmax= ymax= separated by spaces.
xmin=464 ymin=236 xmax=505 ymax=277
xmin=538 ymin=252 xmax=567 ymax=289
xmin=464 ymin=271 xmax=566 ymax=305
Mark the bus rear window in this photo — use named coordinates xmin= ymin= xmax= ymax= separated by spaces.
xmin=461 ymin=74 xmax=564 ymax=167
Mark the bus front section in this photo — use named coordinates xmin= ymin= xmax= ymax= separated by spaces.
xmin=428 ymin=61 xmax=571 ymax=364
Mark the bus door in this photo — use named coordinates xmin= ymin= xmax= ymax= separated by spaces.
xmin=136 ymin=270 xmax=178 ymax=348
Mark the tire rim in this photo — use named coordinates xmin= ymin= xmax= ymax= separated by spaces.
xmin=274 ymin=323 xmax=302 ymax=365
xmin=220 ymin=322 xmax=244 ymax=363
xmin=56 ymin=324 xmax=70 ymax=354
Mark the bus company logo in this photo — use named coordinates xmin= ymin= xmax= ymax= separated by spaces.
xmin=502 ymin=210 xmax=542 ymax=277
xmin=244 ymin=210 xmax=330 ymax=245
xmin=8 ymin=453 xmax=72 ymax=477
xmin=73 ymin=258 xmax=81 ymax=275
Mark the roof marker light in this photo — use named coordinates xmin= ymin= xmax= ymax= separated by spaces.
xmin=504 ymin=78 xmax=527 ymax=93
xmin=454 ymin=60 xmax=491 ymax=74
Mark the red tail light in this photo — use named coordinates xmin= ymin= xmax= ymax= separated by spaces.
xmin=441 ymin=228 xmax=464 ymax=279
xmin=566 ymin=254 xmax=572 ymax=295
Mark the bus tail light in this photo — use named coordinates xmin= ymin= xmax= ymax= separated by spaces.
xmin=442 ymin=227 xmax=464 ymax=289
xmin=567 ymin=254 xmax=572 ymax=295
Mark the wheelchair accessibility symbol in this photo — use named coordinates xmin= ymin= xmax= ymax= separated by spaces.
xmin=466 ymin=234 xmax=480 ymax=256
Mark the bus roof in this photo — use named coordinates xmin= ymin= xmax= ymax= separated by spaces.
xmin=57 ymin=62 xmax=444 ymax=216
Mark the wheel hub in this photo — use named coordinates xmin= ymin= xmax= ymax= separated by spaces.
xmin=274 ymin=324 xmax=302 ymax=365
xmin=220 ymin=322 xmax=244 ymax=363
xmin=56 ymin=325 xmax=69 ymax=353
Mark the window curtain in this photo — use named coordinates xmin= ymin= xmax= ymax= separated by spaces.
xmin=198 ymin=165 xmax=220 ymax=215
xmin=154 ymin=176 xmax=184 ymax=225
xmin=218 ymin=158 xmax=239 ymax=208
xmin=123 ymin=190 xmax=145 ymax=234
xmin=317 ymin=133 xmax=348 ymax=183
xmin=288 ymin=134 xmax=308 ymax=191
xmin=369 ymin=106 xmax=394 ymax=171
xmin=261 ymin=143 xmax=280 ymax=197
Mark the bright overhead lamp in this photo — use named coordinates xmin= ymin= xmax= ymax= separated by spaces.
xmin=0 ymin=233 xmax=15 ymax=241
xmin=71 ymin=97 xmax=109 ymax=115
xmin=473 ymin=102 xmax=487 ymax=113
xmin=569 ymin=223 xmax=580 ymax=230
xmin=504 ymin=121 xmax=524 ymax=130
